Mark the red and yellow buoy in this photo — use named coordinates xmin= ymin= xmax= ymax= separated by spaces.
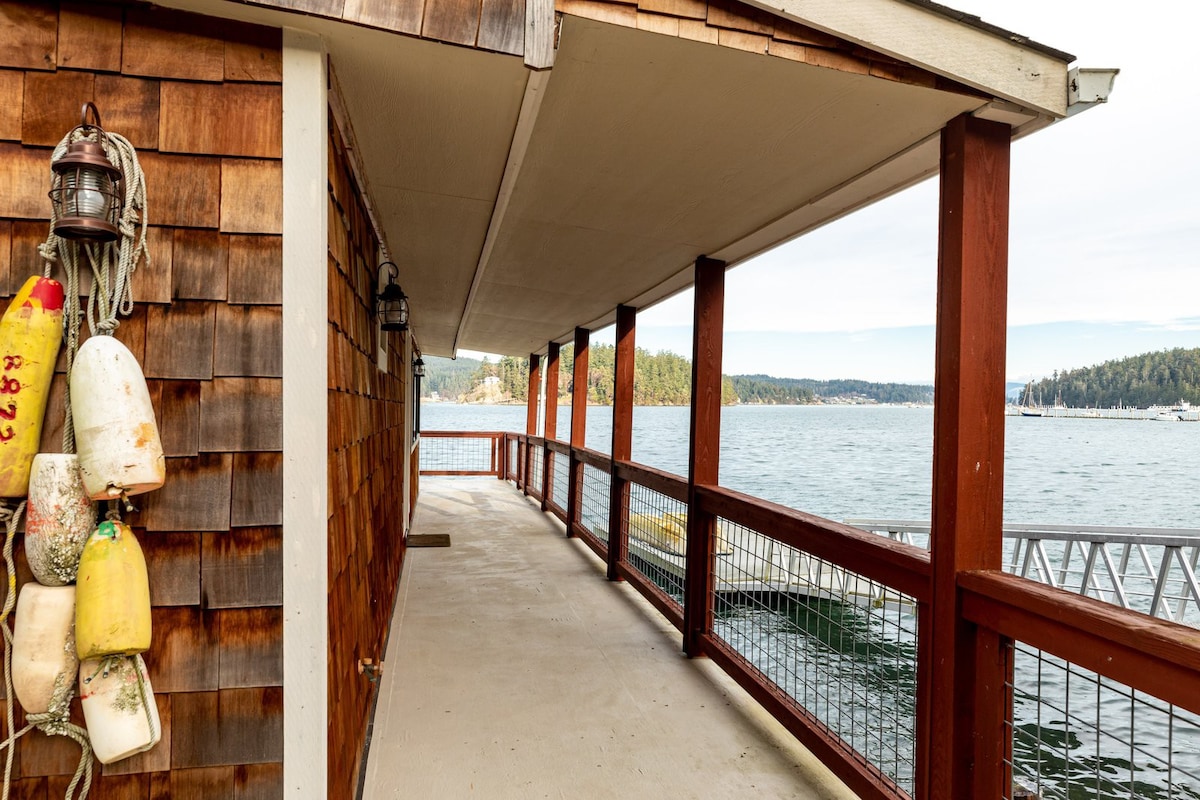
xmin=0 ymin=276 xmax=64 ymax=497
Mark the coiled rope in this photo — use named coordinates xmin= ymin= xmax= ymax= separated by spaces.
xmin=38 ymin=125 xmax=149 ymax=455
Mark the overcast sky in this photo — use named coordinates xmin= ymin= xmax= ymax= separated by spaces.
xmin=470 ymin=2 xmax=1200 ymax=383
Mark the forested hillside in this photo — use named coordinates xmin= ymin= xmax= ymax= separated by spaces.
xmin=1025 ymin=348 xmax=1200 ymax=408
xmin=424 ymin=348 xmax=928 ymax=405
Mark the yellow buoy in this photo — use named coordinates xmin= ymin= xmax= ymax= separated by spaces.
xmin=75 ymin=520 xmax=151 ymax=659
xmin=0 ymin=276 xmax=64 ymax=497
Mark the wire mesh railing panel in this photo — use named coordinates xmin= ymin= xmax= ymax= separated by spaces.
xmin=552 ymin=451 xmax=570 ymax=512
xmin=419 ymin=435 xmax=497 ymax=473
xmin=1006 ymin=642 xmax=1200 ymax=800
xmin=529 ymin=445 xmax=544 ymax=497
xmin=622 ymin=482 xmax=688 ymax=602
xmin=712 ymin=517 xmax=919 ymax=795
xmin=508 ymin=438 xmax=519 ymax=481
xmin=581 ymin=464 xmax=611 ymax=544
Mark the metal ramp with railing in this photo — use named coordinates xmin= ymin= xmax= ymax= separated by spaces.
xmin=847 ymin=520 xmax=1200 ymax=624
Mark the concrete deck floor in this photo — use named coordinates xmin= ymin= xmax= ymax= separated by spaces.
xmin=363 ymin=478 xmax=857 ymax=800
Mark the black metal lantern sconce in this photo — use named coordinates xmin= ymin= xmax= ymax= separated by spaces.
xmin=376 ymin=261 xmax=410 ymax=332
xmin=413 ymin=356 xmax=426 ymax=378
xmin=48 ymin=102 xmax=123 ymax=242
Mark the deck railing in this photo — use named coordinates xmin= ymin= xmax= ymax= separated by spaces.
xmin=418 ymin=430 xmax=1200 ymax=800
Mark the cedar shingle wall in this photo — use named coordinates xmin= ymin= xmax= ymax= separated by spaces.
xmin=0 ymin=2 xmax=283 ymax=796
xmin=326 ymin=119 xmax=408 ymax=798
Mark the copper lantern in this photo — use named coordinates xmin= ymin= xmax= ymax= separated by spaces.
xmin=48 ymin=103 xmax=123 ymax=242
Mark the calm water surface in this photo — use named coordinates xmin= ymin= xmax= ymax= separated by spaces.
xmin=422 ymin=403 xmax=1200 ymax=527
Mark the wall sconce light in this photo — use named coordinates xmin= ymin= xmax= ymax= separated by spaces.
xmin=413 ymin=356 xmax=425 ymax=377
xmin=48 ymin=102 xmax=123 ymax=242
xmin=376 ymin=261 xmax=410 ymax=332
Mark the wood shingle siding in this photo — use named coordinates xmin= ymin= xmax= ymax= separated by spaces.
xmin=326 ymin=113 xmax=408 ymax=797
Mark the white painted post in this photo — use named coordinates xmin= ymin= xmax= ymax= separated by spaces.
xmin=282 ymin=28 xmax=329 ymax=799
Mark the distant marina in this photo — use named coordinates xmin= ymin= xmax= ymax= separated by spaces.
xmin=1006 ymin=401 xmax=1199 ymax=422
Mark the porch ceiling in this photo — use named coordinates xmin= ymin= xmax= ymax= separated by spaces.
xmin=157 ymin=0 xmax=1065 ymax=360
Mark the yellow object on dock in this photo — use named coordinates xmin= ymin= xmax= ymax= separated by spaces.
xmin=75 ymin=520 xmax=152 ymax=659
xmin=0 ymin=276 xmax=65 ymax=497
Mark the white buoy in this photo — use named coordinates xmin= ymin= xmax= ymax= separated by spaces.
xmin=12 ymin=584 xmax=79 ymax=715
xmin=25 ymin=453 xmax=96 ymax=586
xmin=78 ymin=654 xmax=161 ymax=764
xmin=69 ymin=335 xmax=165 ymax=500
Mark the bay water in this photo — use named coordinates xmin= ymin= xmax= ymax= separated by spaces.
xmin=421 ymin=403 xmax=1200 ymax=798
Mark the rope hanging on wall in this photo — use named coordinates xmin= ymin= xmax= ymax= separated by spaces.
xmin=38 ymin=121 xmax=150 ymax=455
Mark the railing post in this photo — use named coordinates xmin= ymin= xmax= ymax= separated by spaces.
xmin=925 ymin=114 xmax=1011 ymax=800
xmin=607 ymin=305 xmax=635 ymax=581
xmin=524 ymin=354 xmax=541 ymax=497
xmin=566 ymin=327 xmax=590 ymax=537
xmin=542 ymin=342 xmax=559 ymax=511
xmin=683 ymin=257 xmax=724 ymax=658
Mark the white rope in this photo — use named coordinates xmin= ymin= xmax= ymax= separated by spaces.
xmin=0 ymin=503 xmax=93 ymax=800
xmin=39 ymin=126 xmax=150 ymax=455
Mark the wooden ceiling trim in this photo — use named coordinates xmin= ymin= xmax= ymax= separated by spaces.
xmin=58 ymin=1 xmax=124 ymax=71
xmin=0 ymin=70 xmax=22 ymax=141
xmin=0 ymin=2 xmax=57 ymax=70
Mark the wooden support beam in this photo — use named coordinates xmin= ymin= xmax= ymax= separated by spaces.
xmin=566 ymin=327 xmax=590 ymax=537
xmin=607 ymin=306 xmax=635 ymax=581
xmin=525 ymin=353 xmax=541 ymax=496
xmin=925 ymin=113 xmax=1011 ymax=800
xmin=542 ymin=342 xmax=560 ymax=510
xmin=684 ymin=257 xmax=725 ymax=658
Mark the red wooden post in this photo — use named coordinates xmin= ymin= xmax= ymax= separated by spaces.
xmin=607 ymin=305 xmax=635 ymax=581
xmin=925 ymin=114 xmax=1011 ymax=800
xmin=566 ymin=327 xmax=590 ymax=537
xmin=542 ymin=342 xmax=560 ymax=510
xmin=683 ymin=257 xmax=725 ymax=658
xmin=525 ymin=353 xmax=541 ymax=496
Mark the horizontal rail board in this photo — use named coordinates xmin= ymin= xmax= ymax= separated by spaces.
xmin=849 ymin=518 xmax=1200 ymax=547
xmin=959 ymin=570 xmax=1200 ymax=716
xmin=614 ymin=460 xmax=688 ymax=503
xmin=702 ymin=633 xmax=903 ymax=800
xmin=699 ymin=486 xmax=931 ymax=602
xmin=574 ymin=447 xmax=611 ymax=471
xmin=546 ymin=439 xmax=570 ymax=455
xmin=420 ymin=470 xmax=498 ymax=476
xmin=420 ymin=430 xmax=507 ymax=438
xmin=616 ymin=562 xmax=684 ymax=631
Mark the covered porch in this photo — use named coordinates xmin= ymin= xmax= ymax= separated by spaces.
xmin=364 ymin=478 xmax=852 ymax=799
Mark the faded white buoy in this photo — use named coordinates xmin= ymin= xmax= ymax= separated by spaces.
xmin=78 ymin=654 xmax=161 ymax=764
xmin=70 ymin=335 xmax=165 ymax=500
xmin=12 ymin=584 xmax=79 ymax=715
xmin=25 ymin=453 xmax=96 ymax=586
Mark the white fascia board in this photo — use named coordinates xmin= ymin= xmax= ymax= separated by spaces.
xmin=282 ymin=27 xmax=329 ymax=800
xmin=740 ymin=0 xmax=1070 ymax=118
